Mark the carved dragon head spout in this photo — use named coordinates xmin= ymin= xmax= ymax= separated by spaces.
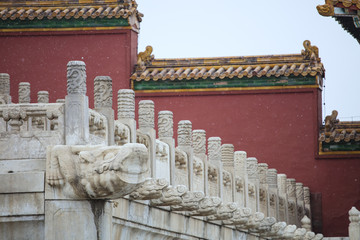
xmin=47 ymin=143 xmax=150 ymax=200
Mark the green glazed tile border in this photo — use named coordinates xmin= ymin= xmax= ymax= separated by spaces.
xmin=133 ymin=76 xmax=317 ymax=91
xmin=0 ymin=17 xmax=129 ymax=29
xmin=322 ymin=141 xmax=360 ymax=152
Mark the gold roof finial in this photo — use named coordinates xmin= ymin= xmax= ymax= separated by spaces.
xmin=136 ymin=45 xmax=154 ymax=71
xmin=316 ymin=0 xmax=335 ymax=17
xmin=301 ymin=40 xmax=319 ymax=61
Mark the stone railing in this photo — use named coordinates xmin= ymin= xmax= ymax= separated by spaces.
xmin=349 ymin=207 xmax=360 ymax=240
xmin=0 ymin=61 xmax=324 ymax=240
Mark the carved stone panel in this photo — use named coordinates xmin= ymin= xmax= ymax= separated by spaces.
xmin=0 ymin=73 xmax=11 ymax=104
xmin=18 ymin=82 xmax=30 ymax=103
xmin=208 ymin=137 xmax=221 ymax=165
xmin=139 ymin=100 xmax=154 ymax=129
xmin=174 ymin=148 xmax=189 ymax=188
xmin=222 ymin=170 xmax=233 ymax=203
xmin=94 ymin=76 xmax=112 ymax=108
xmin=193 ymin=156 xmax=205 ymax=192
xmin=192 ymin=129 xmax=206 ymax=155
xmin=208 ymin=163 xmax=219 ymax=197
xmin=66 ymin=61 xmax=86 ymax=95
xmin=155 ymin=139 xmax=170 ymax=182
xmin=221 ymin=144 xmax=234 ymax=173
xmin=158 ymin=111 xmax=173 ymax=138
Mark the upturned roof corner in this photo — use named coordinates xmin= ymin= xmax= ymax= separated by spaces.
xmin=317 ymin=0 xmax=335 ymax=17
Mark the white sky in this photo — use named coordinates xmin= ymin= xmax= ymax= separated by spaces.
xmin=136 ymin=0 xmax=360 ymax=122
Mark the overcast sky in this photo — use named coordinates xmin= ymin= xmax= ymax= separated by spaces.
xmin=136 ymin=0 xmax=360 ymax=122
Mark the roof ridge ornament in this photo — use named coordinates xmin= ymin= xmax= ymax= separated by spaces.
xmin=301 ymin=40 xmax=320 ymax=61
xmin=136 ymin=45 xmax=154 ymax=72
xmin=316 ymin=0 xmax=335 ymax=17
xmin=324 ymin=110 xmax=339 ymax=132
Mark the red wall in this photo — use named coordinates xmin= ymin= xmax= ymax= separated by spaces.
xmin=0 ymin=29 xmax=138 ymax=108
xmin=135 ymin=88 xmax=360 ymax=236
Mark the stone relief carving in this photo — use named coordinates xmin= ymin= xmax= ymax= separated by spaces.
xmin=114 ymin=121 xmax=129 ymax=145
xmin=266 ymin=221 xmax=287 ymax=238
xmin=287 ymin=178 xmax=296 ymax=198
xmin=129 ymin=178 xmax=169 ymax=200
xmin=208 ymin=137 xmax=221 ymax=162
xmin=46 ymin=143 xmax=149 ymax=199
xmin=138 ymin=100 xmax=154 ymax=129
xmin=150 ymin=185 xmax=187 ymax=206
xmin=223 ymin=207 xmax=252 ymax=226
xmin=156 ymin=140 xmax=169 ymax=162
xmin=178 ymin=120 xmax=192 ymax=146
xmin=207 ymin=202 xmax=238 ymax=221
xmin=37 ymin=91 xmax=49 ymax=103
xmin=283 ymin=225 xmax=297 ymax=239
xmin=223 ymin=171 xmax=231 ymax=187
xmin=244 ymin=212 xmax=265 ymax=229
xmin=94 ymin=76 xmax=112 ymax=108
xmin=189 ymin=196 xmax=222 ymax=216
xmin=89 ymin=109 xmax=106 ymax=138
xmin=192 ymin=129 xmax=206 ymax=154
xmin=47 ymin=107 xmax=62 ymax=130
xmin=267 ymin=168 xmax=277 ymax=188
xmin=294 ymin=228 xmax=307 ymax=240
xmin=208 ymin=165 xmax=218 ymax=182
xmin=171 ymin=191 xmax=205 ymax=211
xmin=18 ymin=82 xmax=30 ymax=103
xmin=258 ymin=163 xmax=268 ymax=184
xmin=66 ymin=61 xmax=86 ymax=95
xmin=0 ymin=73 xmax=10 ymax=95
xmin=158 ymin=111 xmax=173 ymax=138
xmin=193 ymin=157 xmax=203 ymax=175
xmin=175 ymin=148 xmax=187 ymax=169
xmin=117 ymin=89 xmax=135 ymax=119
xmin=221 ymin=144 xmax=234 ymax=167
xmin=247 ymin=157 xmax=258 ymax=180
xmin=235 ymin=177 xmax=244 ymax=192
xmin=255 ymin=217 xmax=277 ymax=233
xmin=2 ymin=106 xmax=27 ymax=131
xmin=136 ymin=130 xmax=150 ymax=148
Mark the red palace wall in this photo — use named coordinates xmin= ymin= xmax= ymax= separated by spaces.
xmin=0 ymin=29 xmax=138 ymax=107
xmin=135 ymin=89 xmax=360 ymax=236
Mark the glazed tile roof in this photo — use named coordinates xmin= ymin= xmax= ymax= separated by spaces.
xmin=131 ymin=41 xmax=324 ymax=82
xmin=0 ymin=1 xmax=142 ymax=22
xmin=317 ymin=0 xmax=360 ymax=43
xmin=319 ymin=110 xmax=360 ymax=143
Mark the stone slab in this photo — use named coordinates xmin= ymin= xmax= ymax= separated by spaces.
xmin=0 ymin=159 xmax=45 ymax=174
xmin=0 ymin=219 xmax=44 ymax=240
xmin=0 ymin=172 xmax=44 ymax=193
xmin=0 ymin=193 xmax=44 ymax=216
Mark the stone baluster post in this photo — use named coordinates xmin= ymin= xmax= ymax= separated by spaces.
xmin=0 ymin=73 xmax=11 ymax=104
xmin=94 ymin=76 xmax=114 ymax=145
xmin=301 ymin=215 xmax=312 ymax=231
xmin=277 ymin=173 xmax=289 ymax=223
xmin=296 ymin=182 xmax=305 ymax=227
xmin=349 ymin=207 xmax=360 ymax=240
xmin=65 ymin=61 xmax=89 ymax=145
xmin=19 ymin=82 xmax=30 ymax=103
xmin=117 ymin=89 xmax=136 ymax=143
xmin=234 ymin=151 xmax=248 ymax=208
xmin=221 ymin=144 xmax=235 ymax=203
xmin=258 ymin=163 xmax=269 ymax=216
xmin=38 ymin=91 xmax=49 ymax=103
xmin=286 ymin=178 xmax=298 ymax=225
xmin=208 ymin=137 xmax=223 ymax=198
xmin=192 ymin=129 xmax=207 ymax=194
xmin=246 ymin=157 xmax=259 ymax=212
xmin=138 ymin=100 xmax=156 ymax=178
xmin=304 ymin=186 xmax=312 ymax=220
xmin=267 ymin=168 xmax=278 ymax=219
xmin=158 ymin=111 xmax=175 ymax=184
xmin=178 ymin=120 xmax=194 ymax=191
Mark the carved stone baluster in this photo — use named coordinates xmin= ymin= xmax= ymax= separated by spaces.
xmin=277 ymin=173 xmax=289 ymax=223
xmin=234 ymin=151 xmax=248 ymax=208
xmin=221 ymin=144 xmax=234 ymax=203
xmin=0 ymin=73 xmax=11 ymax=104
xmin=192 ymin=129 xmax=207 ymax=194
xmin=157 ymin=111 xmax=174 ymax=183
xmin=266 ymin=168 xmax=278 ymax=219
xmin=138 ymin=100 xmax=156 ymax=177
xmin=18 ymin=82 xmax=30 ymax=103
xmin=117 ymin=89 xmax=136 ymax=143
xmin=304 ymin=186 xmax=312 ymax=221
xmin=258 ymin=163 xmax=269 ymax=217
xmin=65 ymin=60 xmax=89 ymax=145
xmin=246 ymin=157 xmax=259 ymax=213
xmin=177 ymin=120 xmax=193 ymax=191
xmin=2 ymin=106 xmax=27 ymax=132
xmin=349 ymin=207 xmax=360 ymax=240
xmin=94 ymin=76 xmax=114 ymax=145
xmin=38 ymin=91 xmax=49 ymax=103
xmin=208 ymin=137 xmax=223 ymax=198
xmin=301 ymin=215 xmax=312 ymax=231
xmin=287 ymin=178 xmax=298 ymax=225
xmin=296 ymin=182 xmax=305 ymax=227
